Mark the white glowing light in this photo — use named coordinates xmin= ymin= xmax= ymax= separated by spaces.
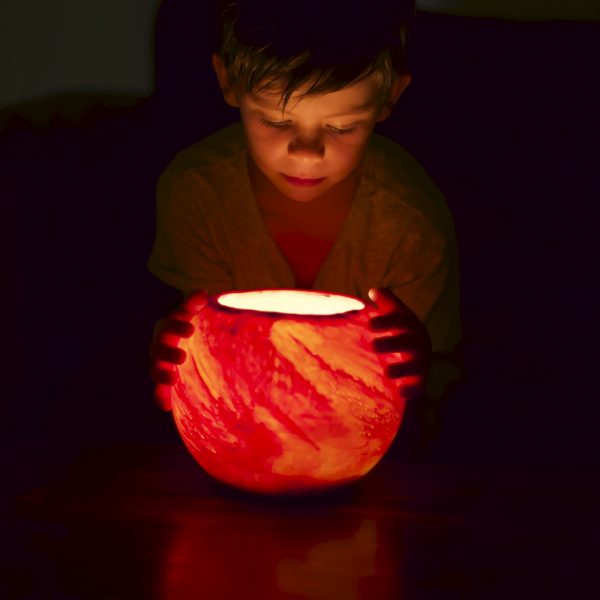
xmin=217 ymin=290 xmax=365 ymax=316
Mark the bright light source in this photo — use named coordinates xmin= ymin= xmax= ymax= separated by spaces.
xmin=218 ymin=289 xmax=365 ymax=316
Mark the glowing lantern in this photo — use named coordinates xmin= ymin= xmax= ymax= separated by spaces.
xmin=171 ymin=289 xmax=405 ymax=493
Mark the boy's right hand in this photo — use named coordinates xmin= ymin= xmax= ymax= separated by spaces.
xmin=149 ymin=290 xmax=209 ymax=411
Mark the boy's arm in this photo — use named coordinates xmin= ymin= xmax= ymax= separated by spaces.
xmin=383 ymin=205 xmax=463 ymax=410
xmin=148 ymin=162 xmax=235 ymax=407
xmin=148 ymin=164 xmax=235 ymax=296
xmin=150 ymin=289 xmax=209 ymax=410
xmin=390 ymin=264 xmax=462 ymax=445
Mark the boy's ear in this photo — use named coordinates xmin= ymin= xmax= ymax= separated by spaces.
xmin=375 ymin=73 xmax=412 ymax=122
xmin=212 ymin=53 xmax=240 ymax=108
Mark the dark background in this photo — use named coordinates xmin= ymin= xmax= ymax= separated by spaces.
xmin=1 ymin=2 xmax=599 ymax=496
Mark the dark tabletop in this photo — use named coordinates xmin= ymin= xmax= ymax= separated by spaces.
xmin=3 ymin=443 xmax=599 ymax=599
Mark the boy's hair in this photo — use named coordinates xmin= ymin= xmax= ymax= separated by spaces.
xmin=215 ymin=0 xmax=415 ymax=114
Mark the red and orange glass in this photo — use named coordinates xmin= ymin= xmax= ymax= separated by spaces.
xmin=170 ymin=289 xmax=405 ymax=493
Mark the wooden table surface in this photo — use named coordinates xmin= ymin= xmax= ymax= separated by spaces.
xmin=3 ymin=443 xmax=599 ymax=599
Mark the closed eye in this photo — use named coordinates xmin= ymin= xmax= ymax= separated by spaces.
xmin=327 ymin=125 xmax=357 ymax=135
xmin=260 ymin=117 xmax=357 ymax=136
xmin=260 ymin=117 xmax=291 ymax=130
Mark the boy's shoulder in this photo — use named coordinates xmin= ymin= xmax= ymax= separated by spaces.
xmin=365 ymin=131 xmax=452 ymax=227
xmin=367 ymin=132 xmax=442 ymax=201
xmin=162 ymin=122 xmax=246 ymax=182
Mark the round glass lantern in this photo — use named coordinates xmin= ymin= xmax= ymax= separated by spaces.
xmin=171 ymin=289 xmax=405 ymax=493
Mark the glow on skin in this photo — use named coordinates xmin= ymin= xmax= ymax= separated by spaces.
xmin=212 ymin=53 xmax=409 ymax=205
xmin=151 ymin=61 xmax=431 ymax=416
xmin=240 ymin=82 xmax=377 ymax=203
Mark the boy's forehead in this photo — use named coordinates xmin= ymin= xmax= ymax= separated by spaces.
xmin=248 ymin=76 xmax=379 ymax=116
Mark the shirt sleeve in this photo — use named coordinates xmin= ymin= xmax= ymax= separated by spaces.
xmin=147 ymin=163 xmax=235 ymax=295
xmin=365 ymin=134 xmax=462 ymax=354
xmin=385 ymin=210 xmax=462 ymax=355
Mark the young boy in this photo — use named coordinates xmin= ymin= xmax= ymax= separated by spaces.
xmin=149 ymin=0 xmax=462 ymax=440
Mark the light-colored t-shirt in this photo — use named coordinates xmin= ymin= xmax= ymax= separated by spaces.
xmin=148 ymin=122 xmax=461 ymax=353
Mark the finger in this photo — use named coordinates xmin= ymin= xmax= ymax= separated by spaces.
xmin=157 ymin=329 xmax=188 ymax=358
xmin=156 ymin=344 xmax=187 ymax=365
xmin=372 ymin=332 xmax=427 ymax=354
xmin=398 ymin=382 xmax=426 ymax=403
xmin=154 ymin=384 xmax=173 ymax=411
xmin=182 ymin=290 xmax=209 ymax=315
xmin=164 ymin=316 xmax=195 ymax=338
xmin=150 ymin=365 xmax=177 ymax=386
xmin=368 ymin=288 xmax=414 ymax=317
xmin=368 ymin=287 xmax=402 ymax=315
xmin=369 ymin=312 xmax=418 ymax=332
xmin=385 ymin=359 xmax=429 ymax=380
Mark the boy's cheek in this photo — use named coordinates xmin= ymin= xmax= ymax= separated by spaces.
xmin=244 ymin=124 xmax=278 ymax=143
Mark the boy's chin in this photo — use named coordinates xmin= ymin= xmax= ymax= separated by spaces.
xmin=282 ymin=189 xmax=327 ymax=203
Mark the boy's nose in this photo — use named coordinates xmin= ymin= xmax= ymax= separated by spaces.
xmin=288 ymin=135 xmax=325 ymax=159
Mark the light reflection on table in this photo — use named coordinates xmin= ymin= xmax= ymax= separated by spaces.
xmin=9 ymin=444 xmax=599 ymax=599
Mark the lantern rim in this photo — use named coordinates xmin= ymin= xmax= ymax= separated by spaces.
xmin=214 ymin=289 xmax=366 ymax=316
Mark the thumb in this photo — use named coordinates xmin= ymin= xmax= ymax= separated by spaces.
xmin=154 ymin=383 xmax=173 ymax=411
xmin=182 ymin=289 xmax=209 ymax=315
xmin=368 ymin=287 xmax=403 ymax=314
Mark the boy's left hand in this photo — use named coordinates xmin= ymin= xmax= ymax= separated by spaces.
xmin=368 ymin=288 xmax=432 ymax=400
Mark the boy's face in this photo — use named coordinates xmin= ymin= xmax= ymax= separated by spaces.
xmin=213 ymin=56 xmax=408 ymax=203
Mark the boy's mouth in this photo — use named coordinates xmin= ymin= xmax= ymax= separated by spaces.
xmin=282 ymin=174 xmax=326 ymax=187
